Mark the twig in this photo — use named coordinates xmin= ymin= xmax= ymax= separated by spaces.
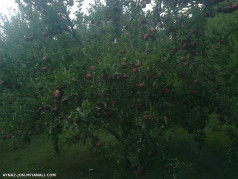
xmin=173 ymin=0 xmax=178 ymax=18
xmin=126 ymin=29 xmax=135 ymax=51
xmin=62 ymin=4 xmax=83 ymax=45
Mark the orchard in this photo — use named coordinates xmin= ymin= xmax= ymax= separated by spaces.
xmin=0 ymin=0 xmax=238 ymax=178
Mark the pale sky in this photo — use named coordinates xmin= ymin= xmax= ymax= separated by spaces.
xmin=0 ymin=0 xmax=153 ymax=20
xmin=0 ymin=0 xmax=95 ymax=19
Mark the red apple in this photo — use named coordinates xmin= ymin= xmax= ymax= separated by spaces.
xmin=36 ymin=108 xmax=41 ymax=114
xmin=144 ymin=33 xmax=150 ymax=40
xmin=231 ymin=4 xmax=238 ymax=10
xmin=143 ymin=115 xmax=149 ymax=120
xmin=191 ymin=90 xmax=198 ymax=94
xmin=86 ymin=73 xmax=92 ymax=79
xmin=173 ymin=48 xmax=179 ymax=53
xmin=136 ymin=83 xmax=144 ymax=89
xmin=41 ymin=67 xmax=48 ymax=72
xmin=136 ymin=62 xmax=143 ymax=67
xmin=163 ymin=88 xmax=170 ymax=94
xmin=97 ymin=93 xmax=103 ymax=98
xmin=42 ymin=32 xmax=48 ymax=37
xmin=121 ymin=62 xmax=127 ymax=69
xmin=43 ymin=105 xmax=50 ymax=110
xmin=117 ymin=76 xmax=122 ymax=81
xmin=68 ymin=68 xmax=73 ymax=72
xmin=91 ymin=20 xmax=95 ymax=24
xmin=90 ymin=65 xmax=97 ymax=70
xmin=24 ymin=36 xmax=28 ymax=41
xmin=146 ymin=75 xmax=152 ymax=80
xmin=190 ymin=42 xmax=196 ymax=48
xmin=184 ymin=62 xmax=189 ymax=67
xmin=220 ymin=40 xmax=227 ymax=45
xmin=180 ymin=57 xmax=184 ymax=62
xmin=110 ymin=100 xmax=116 ymax=105
xmin=95 ymin=142 xmax=101 ymax=147
xmin=51 ymin=107 xmax=57 ymax=112
xmin=6 ymin=134 xmax=11 ymax=139
xmin=133 ymin=68 xmax=138 ymax=73
xmin=151 ymin=27 xmax=156 ymax=32
xmin=122 ymin=74 xmax=128 ymax=79
xmin=43 ymin=56 xmax=49 ymax=61
xmin=28 ymin=36 xmax=33 ymax=41
xmin=106 ymin=111 xmax=111 ymax=117
xmin=54 ymin=90 xmax=62 ymax=100
xmin=165 ymin=16 xmax=169 ymax=21
xmin=120 ymin=49 xmax=126 ymax=54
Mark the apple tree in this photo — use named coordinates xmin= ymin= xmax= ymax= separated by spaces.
xmin=0 ymin=0 xmax=238 ymax=177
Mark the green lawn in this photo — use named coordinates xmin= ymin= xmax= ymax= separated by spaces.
xmin=1 ymin=122 xmax=238 ymax=179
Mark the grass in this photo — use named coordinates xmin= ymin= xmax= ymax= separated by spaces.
xmin=1 ymin=118 xmax=238 ymax=179
xmin=0 ymin=132 xmax=114 ymax=179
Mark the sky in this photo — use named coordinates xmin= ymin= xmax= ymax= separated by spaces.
xmin=0 ymin=0 xmax=18 ymax=18
xmin=0 ymin=0 xmax=95 ymax=19
xmin=0 ymin=0 xmax=153 ymax=20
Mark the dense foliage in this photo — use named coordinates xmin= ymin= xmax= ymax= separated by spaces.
xmin=0 ymin=0 xmax=238 ymax=177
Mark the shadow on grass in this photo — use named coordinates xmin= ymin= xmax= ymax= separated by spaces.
xmin=0 ymin=125 xmax=238 ymax=179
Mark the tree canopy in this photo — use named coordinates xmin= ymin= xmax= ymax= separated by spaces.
xmin=0 ymin=0 xmax=238 ymax=177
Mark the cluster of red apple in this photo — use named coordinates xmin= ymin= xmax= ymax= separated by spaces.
xmin=178 ymin=39 xmax=197 ymax=67
xmin=91 ymin=136 xmax=101 ymax=147
xmin=24 ymin=36 xmax=34 ymax=41
xmin=143 ymin=28 xmax=156 ymax=40
xmin=1 ymin=134 xmax=11 ymax=140
xmin=41 ymin=56 xmax=55 ymax=72
xmin=217 ymin=3 xmax=238 ymax=13
xmin=34 ymin=89 xmax=65 ymax=115
xmin=86 ymin=51 xmax=148 ymax=90
xmin=204 ymin=11 xmax=215 ymax=18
